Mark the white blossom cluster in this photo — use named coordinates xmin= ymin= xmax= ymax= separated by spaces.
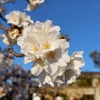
xmin=26 ymin=0 xmax=45 ymax=11
xmin=2 ymin=10 xmax=33 ymax=45
xmin=5 ymin=10 xmax=33 ymax=27
xmin=4 ymin=10 xmax=85 ymax=87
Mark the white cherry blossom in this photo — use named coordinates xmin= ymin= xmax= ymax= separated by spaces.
xmin=17 ymin=21 xmax=61 ymax=64
xmin=26 ymin=0 xmax=45 ymax=11
xmin=5 ymin=10 xmax=33 ymax=27
xmin=40 ymin=51 xmax=85 ymax=86
xmin=35 ymin=20 xmax=60 ymax=34
xmin=31 ymin=40 xmax=70 ymax=86
xmin=29 ymin=0 xmax=45 ymax=5
xmin=17 ymin=24 xmax=37 ymax=47
xmin=5 ymin=11 xmax=20 ymax=25
xmin=2 ymin=30 xmax=20 ymax=45
xmin=55 ymin=51 xmax=85 ymax=85
xmin=26 ymin=4 xmax=36 ymax=11
xmin=8 ymin=29 xmax=19 ymax=39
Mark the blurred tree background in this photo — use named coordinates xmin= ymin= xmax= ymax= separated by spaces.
xmin=0 ymin=48 xmax=39 ymax=100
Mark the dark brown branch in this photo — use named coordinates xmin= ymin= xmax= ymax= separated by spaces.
xmin=8 ymin=47 xmax=24 ymax=57
xmin=0 ymin=14 xmax=7 ymax=22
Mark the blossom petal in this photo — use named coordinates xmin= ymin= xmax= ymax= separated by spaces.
xmin=31 ymin=64 xmax=43 ymax=76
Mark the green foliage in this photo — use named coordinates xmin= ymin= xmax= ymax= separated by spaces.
xmin=90 ymin=50 xmax=100 ymax=68
xmin=69 ymin=79 xmax=91 ymax=86
xmin=76 ymin=79 xmax=91 ymax=86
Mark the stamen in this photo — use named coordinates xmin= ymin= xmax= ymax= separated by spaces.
xmin=43 ymin=41 xmax=51 ymax=49
xmin=44 ymin=28 xmax=50 ymax=34
xmin=13 ymin=17 xmax=17 ymax=22
xmin=33 ymin=46 xmax=38 ymax=52
xmin=48 ymin=51 xmax=56 ymax=60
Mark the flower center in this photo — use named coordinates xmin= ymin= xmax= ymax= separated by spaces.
xmin=48 ymin=51 xmax=56 ymax=60
xmin=44 ymin=28 xmax=50 ymax=34
xmin=33 ymin=46 xmax=38 ymax=52
xmin=43 ymin=41 xmax=51 ymax=49
xmin=9 ymin=29 xmax=19 ymax=39
xmin=13 ymin=17 xmax=17 ymax=22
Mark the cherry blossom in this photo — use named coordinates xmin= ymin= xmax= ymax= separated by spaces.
xmin=5 ymin=10 xmax=33 ymax=27
xmin=26 ymin=0 xmax=45 ymax=11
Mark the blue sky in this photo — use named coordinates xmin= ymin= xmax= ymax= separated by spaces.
xmin=0 ymin=0 xmax=100 ymax=72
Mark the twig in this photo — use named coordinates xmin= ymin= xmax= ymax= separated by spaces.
xmin=0 ymin=14 xmax=7 ymax=22
xmin=8 ymin=47 xmax=24 ymax=57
